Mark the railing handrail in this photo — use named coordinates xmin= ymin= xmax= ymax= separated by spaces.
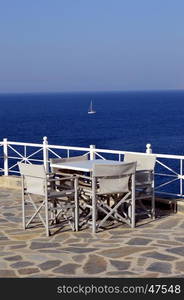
xmin=0 ymin=140 xmax=92 ymax=152
xmin=94 ymin=149 xmax=184 ymax=160
xmin=1 ymin=140 xmax=184 ymax=160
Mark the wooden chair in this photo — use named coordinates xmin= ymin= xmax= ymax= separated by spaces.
xmin=18 ymin=163 xmax=79 ymax=236
xmin=124 ymin=153 xmax=156 ymax=219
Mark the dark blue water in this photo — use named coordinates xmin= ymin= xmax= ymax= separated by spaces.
xmin=0 ymin=90 xmax=184 ymax=155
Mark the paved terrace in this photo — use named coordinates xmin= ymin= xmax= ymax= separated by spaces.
xmin=0 ymin=188 xmax=184 ymax=278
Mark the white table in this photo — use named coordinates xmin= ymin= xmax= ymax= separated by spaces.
xmin=50 ymin=159 xmax=122 ymax=173
xmin=50 ymin=159 xmax=133 ymax=233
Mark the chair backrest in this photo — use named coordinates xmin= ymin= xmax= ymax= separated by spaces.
xmin=18 ymin=163 xmax=46 ymax=196
xmin=124 ymin=153 xmax=156 ymax=185
xmin=124 ymin=153 xmax=156 ymax=171
xmin=50 ymin=155 xmax=88 ymax=173
xmin=93 ymin=162 xmax=136 ymax=194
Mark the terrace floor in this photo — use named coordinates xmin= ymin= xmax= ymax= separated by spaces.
xmin=0 ymin=188 xmax=184 ymax=278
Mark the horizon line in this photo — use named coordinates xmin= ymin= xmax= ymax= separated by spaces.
xmin=0 ymin=88 xmax=184 ymax=95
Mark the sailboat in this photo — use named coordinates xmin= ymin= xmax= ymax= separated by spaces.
xmin=88 ymin=100 xmax=96 ymax=114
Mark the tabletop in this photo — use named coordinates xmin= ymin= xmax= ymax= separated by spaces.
xmin=50 ymin=159 xmax=124 ymax=172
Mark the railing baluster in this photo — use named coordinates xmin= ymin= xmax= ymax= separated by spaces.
xmin=180 ymin=159 xmax=183 ymax=196
xmin=3 ymin=138 xmax=8 ymax=176
xmin=146 ymin=143 xmax=152 ymax=154
xmin=90 ymin=145 xmax=96 ymax=160
xmin=43 ymin=136 xmax=49 ymax=172
xmin=24 ymin=145 xmax=26 ymax=163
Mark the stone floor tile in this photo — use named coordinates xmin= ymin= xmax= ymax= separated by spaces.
xmin=175 ymin=237 xmax=184 ymax=243
xmin=106 ymin=271 xmax=137 ymax=277
xmin=30 ymin=242 xmax=60 ymax=250
xmin=17 ymin=268 xmax=40 ymax=275
xmin=154 ymin=218 xmax=182 ymax=229
xmin=139 ymin=272 xmax=159 ymax=278
xmin=62 ymin=247 xmax=98 ymax=253
xmin=53 ymin=263 xmax=80 ymax=274
xmin=0 ymin=262 xmax=7 ymax=268
xmin=0 ymin=252 xmax=11 ymax=256
xmin=142 ymin=251 xmax=177 ymax=261
xmin=4 ymin=255 xmax=22 ymax=261
xmin=155 ymin=239 xmax=182 ymax=246
xmin=72 ymin=255 xmax=86 ymax=263
xmin=8 ymin=244 xmax=27 ymax=250
xmin=166 ymin=246 xmax=184 ymax=256
xmin=83 ymin=255 xmax=107 ymax=274
xmin=0 ymin=269 xmax=17 ymax=277
xmin=110 ymin=260 xmax=131 ymax=270
xmin=127 ymin=238 xmax=152 ymax=245
xmin=38 ymin=260 xmax=61 ymax=270
xmin=10 ymin=261 xmax=34 ymax=269
xmin=73 ymin=233 xmax=93 ymax=239
xmin=98 ymin=246 xmax=154 ymax=258
xmin=147 ymin=262 xmax=172 ymax=274
xmin=137 ymin=257 xmax=147 ymax=266
xmin=3 ymin=213 xmax=15 ymax=217
xmin=39 ymin=249 xmax=63 ymax=253
xmin=175 ymin=261 xmax=184 ymax=272
xmin=136 ymin=233 xmax=169 ymax=240
xmin=24 ymin=254 xmax=49 ymax=262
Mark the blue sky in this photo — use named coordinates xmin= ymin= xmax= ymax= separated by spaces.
xmin=0 ymin=0 xmax=184 ymax=93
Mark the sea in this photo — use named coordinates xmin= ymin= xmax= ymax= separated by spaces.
xmin=0 ymin=90 xmax=184 ymax=155
xmin=0 ymin=90 xmax=184 ymax=195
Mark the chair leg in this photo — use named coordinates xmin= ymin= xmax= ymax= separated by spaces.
xmin=92 ymin=177 xmax=97 ymax=233
xmin=21 ymin=177 xmax=26 ymax=230
xmin=50 ymin=200 xmax=57 ymax=224
xmin=74 ymin=177 xmax=79 ymax=231
xmin=151 ymin=191 xmax=155 ymax=220
xmin=22 ymin=195 xmax=26 ymax=230
xmin=45 ymin=193 xmax=50 ymax=237
xmin=128 ymin=204 xmax=132 ymax=225
xmin=131 ymin=174 xmax=135 ymax=228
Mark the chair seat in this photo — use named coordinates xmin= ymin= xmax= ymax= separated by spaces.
xmin=48 ymin=189 xmax=75 ymax=198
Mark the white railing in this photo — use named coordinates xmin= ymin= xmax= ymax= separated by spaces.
xmin=0 ymin=137 xmax=183 ymax=198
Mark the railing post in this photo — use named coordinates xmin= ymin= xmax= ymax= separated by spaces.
xmin=146 ymin=143 xmax=152 ymax=154
xmin=43 ymin=136 xmax=49 ymax=172
xmin=3 ymin=138 xmax=8 ymax=176
xmin=90 ymin=145 xmax=96 ymax=160
xmin=180 ymin=159 xmax=183 ymax=197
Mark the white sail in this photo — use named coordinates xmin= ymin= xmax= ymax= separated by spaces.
xmin=88 ymin=100 xmax=96 ymax=114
